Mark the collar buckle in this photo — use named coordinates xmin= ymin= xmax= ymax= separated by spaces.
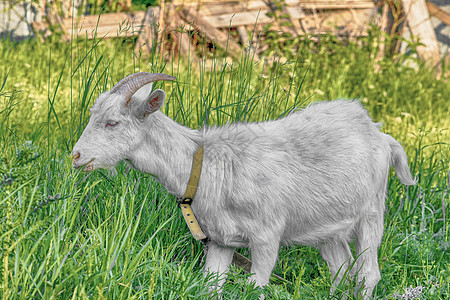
xmin=177 ymin=197 xmax=193 ymax=206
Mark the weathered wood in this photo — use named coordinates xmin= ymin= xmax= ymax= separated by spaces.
xmin=31 ymin=20 xmax=51 ymax=42
xmin=302 ymin=8 xmax=376 ymax=33
xmin=282 ymin=5 xmax=306 ymax=35
xmin=299 ymin=18 xmax=309 ymax=34
xmin=204 ymin=10 xmax=273 ymax=28
xmin=32 ymin=0 xmax=379 ymax=43
xmin=57 ymin=12 xmax=146 ymax=39
xmin=74 ymin=25 xmax=140 ymax=39
xmin=251 ymin=8 xmax=375 ymax=36
xmin=172 ymin=11 xmax=199 ymax=64
xmin=47 ymin=12 xmax=70 ymax=41
xmin=165 ymin=4 xmax=177 ymax=61
xmin=31 ymin=0 xmax=385 ymax=62
xmin=287 ymin=0 xmax=375 ymax=9
xmin=125 ymin=0 xmax=132 ymax=10
xmin=238 ymin=26 xmax=261 ymax=61
xmin=232 ymin=252 xmax=251 ymax=273
xmin=205 ymin=7 xmax=376 ymax=32
xmin=180 ymin=7 xmax=242 ymax=59
xmin=426 ymin=1 xmax=450 ymax=26
xmin=61 ymin=12 xmax=146 ymax=28
xmin=402 ymin=0 xmax=440 ymax=66
xmin=374 ymin=2 xmax=388 ymax=72
xmin=237 ymin=26 xmax=250 ymax=47
xmin=176 ymin=0 xmax=375 ymax=15
xmin=135 ymin=7 xmax=160 ymax=54
xmin=159 ymin=0 xmax=166 ymax=55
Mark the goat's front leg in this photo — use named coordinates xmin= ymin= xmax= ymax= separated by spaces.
xmin=204 ymin=240 xmax=235 ymax=290
xmin=249 ymin=237 xmax=280 ymax=287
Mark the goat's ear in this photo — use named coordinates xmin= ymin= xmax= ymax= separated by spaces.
xmin=134 ymin=89 xmax=166 ymax=119
xmin=131 ymin=83 xmax=153 ymax=102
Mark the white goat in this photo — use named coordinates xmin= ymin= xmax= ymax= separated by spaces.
xmin=72 ymin=72 xmax=417 ymax=298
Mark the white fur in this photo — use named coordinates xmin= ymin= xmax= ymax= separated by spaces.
xmin=72 ymin=83 xmax=417 ymax=298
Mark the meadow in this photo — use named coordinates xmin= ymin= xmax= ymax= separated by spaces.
xmin=0 ymin=28 xmax=449 ymax=299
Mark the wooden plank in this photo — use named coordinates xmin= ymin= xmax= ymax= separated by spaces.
xmin=283 ymin=5 xmax=306 ymax=35
xmin=64 ymin=27 xmax=143 ymax=40
xmin=135 ymin=7 xmax=160 ymax=53
xmin=426 ymin=1 xmax=450 ymax=26
xmin=180 ymin=7 xmax=243 ymax=59
xmin=295 ymin=8 xmax=376 ymax=34
xmin=205 ymin=7 xmax=376 ymax=29
xmin=204 ymin=10 xmax=272 ymax=28
xmin=31 ymin=20 xmax=51 ymax=42
xmin=248 ymin=13 xmax=373 ymax=36
xmin=47 ymin=12 xmax=71 ymax=41
xmin=237 ymin=26 xmax=251 ymax=49
xmin=299 ymin=17 xmax=309 ymax=34
xmin=173 ymin=11 xmax=199 ymax=64
xmin=165 ymin=4 xmax=177 ymax=60
xmin=402 ymin=0 xmax=440 ymax=66
xmin=196 ymin=0 xmax=375 ymax=16
xmin=374 ymin=2 xmax=388 ymax=72
xmin=31 ymin=20 xmax=49 ymax=32
xmin=174 ymin=0 xmax=373 ymax=5
xmin=72 ymin=25 xmax=142 ymax=38
xmin=159 ymin=0 xmax=166 ymax=54
xmin=74 ymin=26 xmax=141 ymax=39
xmin=290 ymin=0 xmax=375 ymax=9
xmin=177 ymin=0 xmax=374 ymax=14
xmin=198 ymin=1 xmax=267 ymax=16
xmin=60 ymin=12 xmax=146 ymax=39
xmin=61 ymin=12 xmax=146 ymax=31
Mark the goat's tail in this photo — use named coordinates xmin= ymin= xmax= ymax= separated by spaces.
xmin=386 ymin=134 xmax=418 ymax=186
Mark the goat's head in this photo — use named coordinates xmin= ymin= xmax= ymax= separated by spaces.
xmin=72 ymin=72 xmax=175 ymax=171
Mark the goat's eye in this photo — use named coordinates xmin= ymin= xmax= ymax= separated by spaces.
xmin=106 ymin=121 xmax=119 ymax=127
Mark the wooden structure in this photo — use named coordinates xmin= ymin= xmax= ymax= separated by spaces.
xmin=401 ymin=0 xmax=441 ymax=66
xmin=173 ymin=0 xmax=376 ymax=34
xmin=31 ymin=0 xmax=448 ymax=67
xmin=426 ymin=1 xmax=450 ymax=26
xmin=32 ymin=9 xmax=159 ymax=41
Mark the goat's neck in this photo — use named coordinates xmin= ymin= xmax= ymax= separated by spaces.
xmin=128 ymin=111 xmax=203 ymax=197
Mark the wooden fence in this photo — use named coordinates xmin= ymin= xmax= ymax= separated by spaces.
xmin=31 ymin=0 xmax=448 ymax=67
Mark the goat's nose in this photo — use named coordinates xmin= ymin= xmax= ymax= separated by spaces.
xmin=72 ymin=151 xmax=80 ymax=160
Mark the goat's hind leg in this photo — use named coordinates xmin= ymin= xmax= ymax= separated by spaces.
xmin=354 ymin=213 xmax=383 ymax=299
xmin=319 ymin=238 xmax=356 ymax=297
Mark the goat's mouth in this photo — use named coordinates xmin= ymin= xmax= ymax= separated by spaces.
xmin=73 ymin=158 xmax=95 ymax=172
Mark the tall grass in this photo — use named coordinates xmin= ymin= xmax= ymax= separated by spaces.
xmin=0 ymin=28 xmax=448 ymax=299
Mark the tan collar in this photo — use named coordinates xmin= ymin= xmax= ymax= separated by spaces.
xmin=178 ymin=145 xmax=207 ymax=241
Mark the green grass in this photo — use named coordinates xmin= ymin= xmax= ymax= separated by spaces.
xmin=0 ymin=29 xmax=449 ymax=299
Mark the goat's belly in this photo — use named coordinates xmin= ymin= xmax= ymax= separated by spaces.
xmin=208 ymin=232 xmax=249 ymax=248
xmin=284 ymin=217 xmax=357 ymax=246
xmin=221 ymin=236 xmax=249 ymax=248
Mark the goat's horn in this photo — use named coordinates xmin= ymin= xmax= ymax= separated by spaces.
xmin=110 ymin=72 xmax=175 ymax=105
